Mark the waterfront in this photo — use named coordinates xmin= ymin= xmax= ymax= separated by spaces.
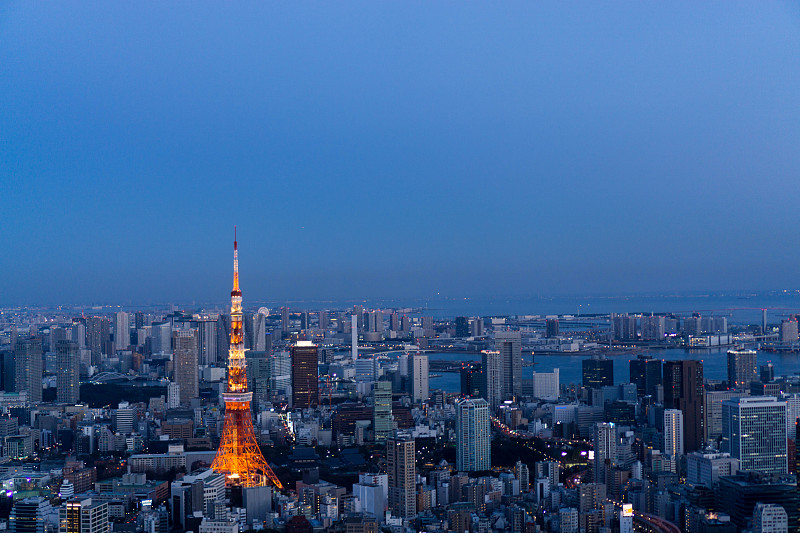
xmin=428 ymin=348 xmax=800 ymax=394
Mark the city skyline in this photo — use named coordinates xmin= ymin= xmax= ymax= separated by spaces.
xmin=2 ymin=2 xmax=800 ymax=305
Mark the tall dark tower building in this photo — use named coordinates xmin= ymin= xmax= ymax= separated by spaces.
xmin=291 ymin=341 xmax=319 ymax=409
xmin=629 ymin=354 xmax=662 ymax=397
xmin=582 ymin=355 xmax=614 ymax=389
xmin=14 ymin=337 xmax=43 ymax=403
xmin=56 ymin=340 xmax=80 ymax=404
xmin=663 ymin=360 xmax=704 ymax=452
xmin=460 ymin=362 xmax=482 ymax=397
xmin=455 ymin=317 xmax=469 ymax=338
xmin=545 ymin=319 xmax=559 ymax=338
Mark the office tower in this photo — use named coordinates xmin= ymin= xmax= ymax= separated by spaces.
xmin=367 ymin=311 xmax=382 ymax=333
xmin=592 ymin=422 xmax=616 ymax=485
xmin=718 ymin=472 xmax=798 ymax=531
xmin=629 ymin=354 xmax=661 ymax=397
xmin=613 ymin=314 xmax=637 ymax=341
xmin=133 ymin=312 xmax=145 ymax=330
xmin=280 ymin=307 xmax=289 ymax=335
xmin=351 ymin=315 xmax=358 ymax=363
xmin=193 ymin=320 xmax=218 ymax=366
xmin=583 ymin=355 xmax=614 ymax=389
xmin=705 ymin=390 xmax=749 ymax=443
xmin=408 ymin=353 xmax=429 ymax=403
xmin=245 ymin=352 xmax=271 ymax=409
xmin=761 ymin=363 xmax=775 ymax=383
xmin=482 ymin=350 xmax=503 ymax=408
xmin=49 ymin=326 xmax=67 ymax=352
xmin=211 ymin=234 xmax=282 ymax=489
xmin=664 ymin=409 xmax=684 ymax=473
xmin=252 ymin=312 xmax=266 ymax=351
xmin=389 ymin=312 xmax=400 ymax=332
xmin=291 ymin=341 xmax=318 ymax=409
xmin=85 ymin=317 xmax=109 ymax=363
xmin=455 ymin=317 xmax=469 ymax=338
xmin=495 ymin=330 xmax=521 ymax=400
xmin=59 ymin=497 xmax=109 ymax=533
xmin=56 ymin=340 xmax=79 ymax=404
xmin=722 ymin=396 xmax=788 ymax=474
xmin=387 ymin=436 xmax=415 ymax=519
xmin=173 ymin=330 xmax=198 ymax=405
xmin=216 ymin=315 xmax=230 ymax=363
xmin=460 ymin=362 xmax=482 ymax=397
xmin=11 ymin=496 xmax=51 ymax=533
xmin=270 ymin=351 xmax=292 ymax=399
xmin=753 ymin=503 xmax=788 ymax=533
xmin=532 ymin=369 xmax=560 ymax=400
xmin=686 ymin=451 xmax=739 ymax=487
xmin=762 ymin=309 xmax=769 ymax=335
xmin=149 ymin=322 xmax=172 ymax=355
xmin=515 ymin=461 xmax=530 ymax=492
xmin=114 ymin=312 xmax=129 ymax=352
xmin=470 ymin=318 xmax=484 ymax=337
xmin=536 ymin=461 xmax=559 ymax=491
xmin=14 ymin=337 xmax=42 ymax=403
xmin=71 ymin=322 xmax=86 ymax=349
xmin=541 ymin=318 xmax=558 ymax=338
xmin=373 ymin=381 xmax=393 ymax=442
xmin=455 ymin=398 xmax=490 ymax=472
xmin=727 ymin=348 xmax=757 ymax=390
xmin=663 ymin=360 xmax=704 ymax=452
xmin=319 ymin=310 xmax=329 ymax=330
xmin=640 ymin=315 xmax=666 ymax=340
xmin=780 ymin=319 xmax=798 ymax=344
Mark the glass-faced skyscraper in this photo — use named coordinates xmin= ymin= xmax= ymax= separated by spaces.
xmin=583 ymin=355 xmax=614 ymax=389
xmin=455 ymin=398 xmax=490 ymax=472
xmin=663 ymin=360 xmax=704 ymax=452
xmin=629 ymin=354 xmax=661 ymax=397
xmin=722 ymin=396 xmax=788 ymax=475
xmin=291 ymin=341 xmax=319 ymax=409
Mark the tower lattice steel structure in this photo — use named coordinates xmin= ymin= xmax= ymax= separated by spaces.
xmin=211 ymin=231 xmax=283 ymax=489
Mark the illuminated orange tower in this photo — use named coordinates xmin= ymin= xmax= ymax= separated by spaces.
xmin=211 ymin=230 xmax=283 ymax=489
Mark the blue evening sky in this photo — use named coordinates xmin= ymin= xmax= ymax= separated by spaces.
xmin=1 ymin=2 xmax=799 ymax=305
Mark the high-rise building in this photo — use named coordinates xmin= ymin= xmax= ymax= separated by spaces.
xmin=753 ymin=503 xmax=789 ymax=533
xmin=173 ymin=330 xmax=199 ymax=406
xmin=727 ymin=348 xmax=757 ymax=390
xmin=481 ymin=350 xmax=503 ymax=408
xmin=114 ymin=312 xmax=129 ymax=352
xmin=387 ymin=436 xmax=415 ymax=519
xmin=664 ymin=409 xmax=684 ymax=473
xmin=455 ymin=398 xmax=490 ymax=472
xmin=613 ymin=315 xmax=638 ymax=341
xmin=663 ymin=360 xmax=704 ymax=452
xmin=761 ymin=363 xmax=775 ymax=383
xmin=470 ymin=318 xmax=484 ymax=337
xmin=351 ymin=315 xmax=358 ymax=363
xmin=14 ymin=337 xmax=42 ymax=403
xmin=11 ymin=496 xmax=51 ymax=533
xmin=495 ymin=331 xmax=522 ymax=400
xmin=270 ymin=351 xmax=292 ymax=400
xmin=545 ymin=318 xmax=559 ymax=338
xmin=583 ymin=355 xmax=614 ymax=390
xmin=280 ymin=307 xmax=289 ymax=335
xmin=640 ymin=315 xmax=666 ymax=341
xmin=515 ymin=461 xmax=530 ymax=492
xmin=85 ymin=317 xmax=110 ymax=363
xmin=59 ymin=497 xmax=110 ymax=533
xmin=686 ymin=451 xmax=739 ymax=487
xmin=779 ymin=319 xmax=798 ymax=344
xmin=408 ymin=353 xmax=429 ymax=403
xmin=291 ymin=341 xmax=318 ymax=409
xmin=718 ymin=472 xmax=798 ymax=531
xmin=705 ymin=389 xmax=749 ymax=443
xmin=373 ymin=381 xmax=393 ymax=442
xmin=460 ymin=363 xmax=482 ymax=398
xmin=722 ymin=396 xmax=788 ymax=475
xmin=629 ymin=354 xmax=661 ymax=397
xmin=193 ymin=320 xmax=218 ymax=366
xmin=455 ymin=317 xmax=469 ymax=338
xmin=592 ymin=422 xmax=616 ymax=485
xmin=56 ymin=340 xmax=79 ymax=404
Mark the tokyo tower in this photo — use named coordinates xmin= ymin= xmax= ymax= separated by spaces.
xmin=211 ymin=231 xmax=283 ymax=489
